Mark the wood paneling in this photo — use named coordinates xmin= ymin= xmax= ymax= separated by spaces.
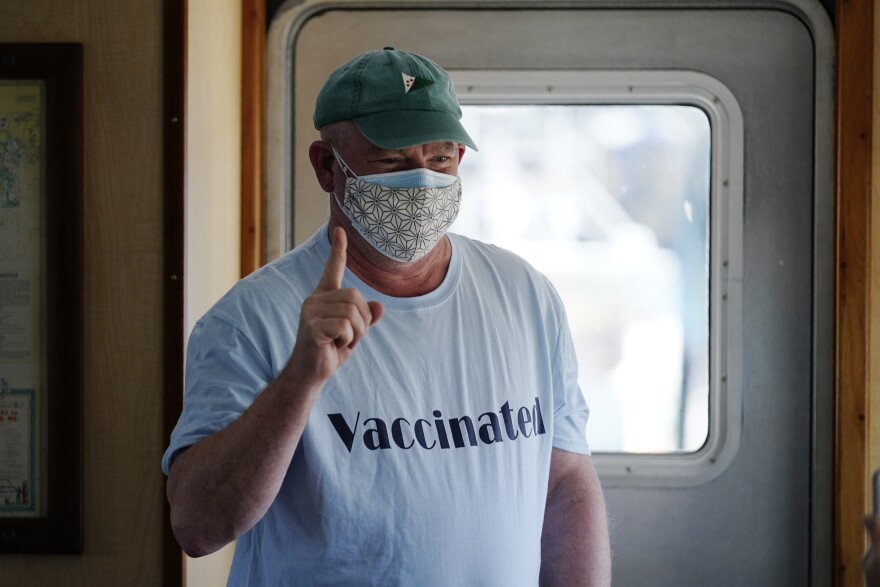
xmin=0 ymin=0 xmax=168 ymax=583
xmin=836 ymin=0 xmax=874 ymax=584
xmin=241 ymin=0 xmax=265 ymax=276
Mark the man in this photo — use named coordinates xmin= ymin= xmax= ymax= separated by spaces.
xmin=163 ymin=47 xmax=611 ymax=586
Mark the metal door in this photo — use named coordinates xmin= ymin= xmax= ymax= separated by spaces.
xmin=266 ymin=2 xmax=834 ymax=584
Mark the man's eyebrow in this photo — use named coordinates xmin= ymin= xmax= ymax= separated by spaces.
xmin=366 ymin=148 xmax=406 ymax=158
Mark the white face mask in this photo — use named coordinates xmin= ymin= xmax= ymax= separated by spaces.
xmin=332 ymin=148 xmax=462 ymax=263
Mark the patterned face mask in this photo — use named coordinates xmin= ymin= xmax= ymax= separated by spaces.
xmin=332 ymin=148 xmax=462 ymax=263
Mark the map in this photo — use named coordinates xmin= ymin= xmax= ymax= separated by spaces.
xmin=0 ymin=93 xmax=40 ymax=210
xmin=0 ymin=84 xmax=40 ymax=261
xmin=0 ymin=82 xmax=41 ymax=517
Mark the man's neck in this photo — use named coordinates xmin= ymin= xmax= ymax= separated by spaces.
xmin=327 ymin=219 xmax=452 ymax=298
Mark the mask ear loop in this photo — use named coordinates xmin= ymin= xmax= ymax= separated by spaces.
xmin=331 ymin=147 xmax=359 ymax=179
xmin=328 ymin=147 xmax=357 ymax=214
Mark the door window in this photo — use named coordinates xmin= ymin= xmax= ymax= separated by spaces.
xmin=452 ymin=103 xmax=710 ymax=453
xmin=451 ymin=70 xmax=744 ymax=484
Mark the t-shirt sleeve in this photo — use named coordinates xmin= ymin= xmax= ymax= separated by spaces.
xmin=161 ymin=315 xmax=273 ymax=474
xmin=550 ymin=310 xmax=591 ymax=455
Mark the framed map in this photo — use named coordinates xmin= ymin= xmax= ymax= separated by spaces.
xmin=0 ymin=44 xmax=82 ymax=554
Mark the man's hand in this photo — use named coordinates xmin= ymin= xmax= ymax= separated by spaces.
xmin=286 ymin=227 xmax=384 ymax=387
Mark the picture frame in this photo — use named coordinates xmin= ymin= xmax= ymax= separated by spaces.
xmin=0 ymin=43 xmax=83 ymax=554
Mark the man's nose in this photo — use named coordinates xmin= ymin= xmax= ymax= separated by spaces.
xmin=403 ymin=158 xmax=430 ymax=170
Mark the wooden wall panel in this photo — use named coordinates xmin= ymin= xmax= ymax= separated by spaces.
xmin=241 ymin=0 xmax=265 ymax=276
xmin=0 ymin=1 xmax=168 ymax=584
xmin=873 ymin=0 xmax=880 ymax=556
xmin=836 ymin=0 xmax=874 ymax=585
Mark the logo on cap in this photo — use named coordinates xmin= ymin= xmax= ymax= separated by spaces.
xmin=401 ymin=72 xmax=435 ymax=94
xmin=402 ymin=73 xmax=416 ymax=93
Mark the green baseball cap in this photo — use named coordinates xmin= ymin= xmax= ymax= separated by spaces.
xmin=313 ymin=47 xmax=478 ymax=151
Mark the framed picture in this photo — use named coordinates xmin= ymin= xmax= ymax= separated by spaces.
xmin=0 ymin=43 xmax=83 ymax=553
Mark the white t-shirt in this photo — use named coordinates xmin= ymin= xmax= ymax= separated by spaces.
xmin=162 ymin=225 xmax=590 ymax=586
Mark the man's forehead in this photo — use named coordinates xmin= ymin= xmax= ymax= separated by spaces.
xmin=330 ymin=121 xmax=460 ymax=156
xmin=365 ymin=141 xmax=458 ymax=154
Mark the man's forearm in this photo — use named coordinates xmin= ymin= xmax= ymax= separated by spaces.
xmin=166 ymin=369 xmax=322 ymax=557
xmin=540 ymin=451 xmax=611 ymax=586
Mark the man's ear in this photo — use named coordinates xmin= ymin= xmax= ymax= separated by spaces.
xmin=457 ymin=144 xmax=466 ymax=163
xmin=309 ymin=140 xmax=336 ymax=192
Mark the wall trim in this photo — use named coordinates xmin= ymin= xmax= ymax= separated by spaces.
xmin=241 ymin=0 xmax=266 ymax=276
xmin=163 ymin=0 xmax=186 ymax=584
xmin=835 ymin=0 xmax=872 ymax=584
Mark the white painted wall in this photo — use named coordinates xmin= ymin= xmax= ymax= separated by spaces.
xmin=185 ymin=0 xmax=241 ymax=583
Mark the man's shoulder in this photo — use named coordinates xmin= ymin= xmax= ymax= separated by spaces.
xmin=452 ymin=232 xmax=525 ymax=263
xmin=450 ymin=233 xmax=567 ymax=321
xmin=451 ymin=232 xmax=549 ymax=282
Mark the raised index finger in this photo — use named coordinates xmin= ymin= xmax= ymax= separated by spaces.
xmin=317 ymin=227 xmax=347 ymax=291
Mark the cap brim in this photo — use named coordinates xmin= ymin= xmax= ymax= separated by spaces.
xmin=354 ymin=110 xmax=478 ymax=151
